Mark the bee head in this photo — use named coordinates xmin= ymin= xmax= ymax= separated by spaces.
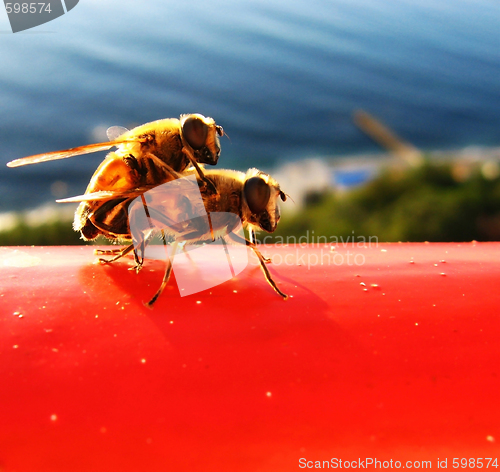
xmin=180 ymin=114 xmax=223 ymax=166
xmin=243 ymin=169 xmax=286 ymax=233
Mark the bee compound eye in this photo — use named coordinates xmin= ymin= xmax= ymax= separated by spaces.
xmin=244 ymin=177 xmax=271 ymax=214
xmin=216 ymin=125 xmax=224 ymax=137
xmin=182 ymin=116 xmax=208 ymax=150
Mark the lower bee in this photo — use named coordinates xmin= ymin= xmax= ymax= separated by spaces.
xmin=7 ymin=113 xmax=224 ymax=240
xmin=59 ymin=167 xmax=289 ymax=306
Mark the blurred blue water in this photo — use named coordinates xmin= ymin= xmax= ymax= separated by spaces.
xmin=0 ymin=0 xmax=499 ymax=211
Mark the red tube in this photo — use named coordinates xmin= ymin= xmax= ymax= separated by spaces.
xmin=0 ymin=243 xmax=498 ymax=471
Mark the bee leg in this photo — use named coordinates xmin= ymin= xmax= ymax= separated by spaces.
xmin=229 ymin=232 xmax=287 ymax=299
xmin=180 ymin=242 xmax=195 ymax=264
xmin=97 ymin=243 xmax=135 ymax=264
xmin=142 ymin=152 xmax=183 ymax=181
xmin=248 ymin=228 xmax=271 ymax=263
xmin=145 ymin=241 xmax=179 ymax=308
xmin=130 ymin=228 xmax=159 ymax=273
xmin=95 ymin=247 xmax=124 ymax=256
xmin=250 ymin=243 xmax=288 ymax=300
xmin=207 ymin=212 xmax=215 ymax=242
xmin=249 ymin=228 xmax=256 ymax=244
xmin=130 ymin=245 xmax=145 ymax=273
xmin=182 ymin=148 xmax=218 ymax=194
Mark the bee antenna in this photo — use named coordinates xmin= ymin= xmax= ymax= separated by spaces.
xmin=285 ymin=193 xmax=295 ymax=204
xmin=223 ymin=131 xmax=231 ymax=142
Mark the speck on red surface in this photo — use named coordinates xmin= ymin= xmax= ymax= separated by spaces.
xmin=0 ymin=243 xmax=499 ymax=471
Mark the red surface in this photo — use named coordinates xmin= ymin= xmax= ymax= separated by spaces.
xmin=0 ymin=243 xmax=499 ymax=471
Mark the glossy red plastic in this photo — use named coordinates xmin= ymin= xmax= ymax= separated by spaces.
xmin=0 ymin=243 xmax=499 ymax=471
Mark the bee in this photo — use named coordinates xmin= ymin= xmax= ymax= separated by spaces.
xmin=58 ymin=167 xmax=289 ymax=306
xmin=7 ymin=114 xmax=224 ymax=240
xmin=7 ymin=115 xmax=289 ymax=305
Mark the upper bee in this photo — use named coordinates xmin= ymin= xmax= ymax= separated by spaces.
xmin=6 ymin=113 xmax=224 ymax=170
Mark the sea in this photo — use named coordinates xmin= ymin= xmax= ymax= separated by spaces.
xmin=0 ymin=0 xmax=499 ymax=221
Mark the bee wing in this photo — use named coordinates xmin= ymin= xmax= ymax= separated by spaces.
xmin=56 ymin=186 xmax=156 ymax=203
xmin=6 ymin=137 xmax=139 ymax=168
xmin=106 ymin=126 xmax=129 ymax=141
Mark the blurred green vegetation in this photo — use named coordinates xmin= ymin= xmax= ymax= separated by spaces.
xmin=267 ymin=160 xmax=500 ymax=243
xmin=0 ymin=220 xmax=83 ymax=246
xmin=2 ymin=160 xmax=500 ymax=245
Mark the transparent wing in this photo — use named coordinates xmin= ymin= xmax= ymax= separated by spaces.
xmin=129 ymin=176 xmax=208 ymax=243
xmin=106 ymin=126 xmax=129 ymax=141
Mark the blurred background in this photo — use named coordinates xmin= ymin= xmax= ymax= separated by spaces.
xmin=0 ymin=0 xmax=499 ymax=245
